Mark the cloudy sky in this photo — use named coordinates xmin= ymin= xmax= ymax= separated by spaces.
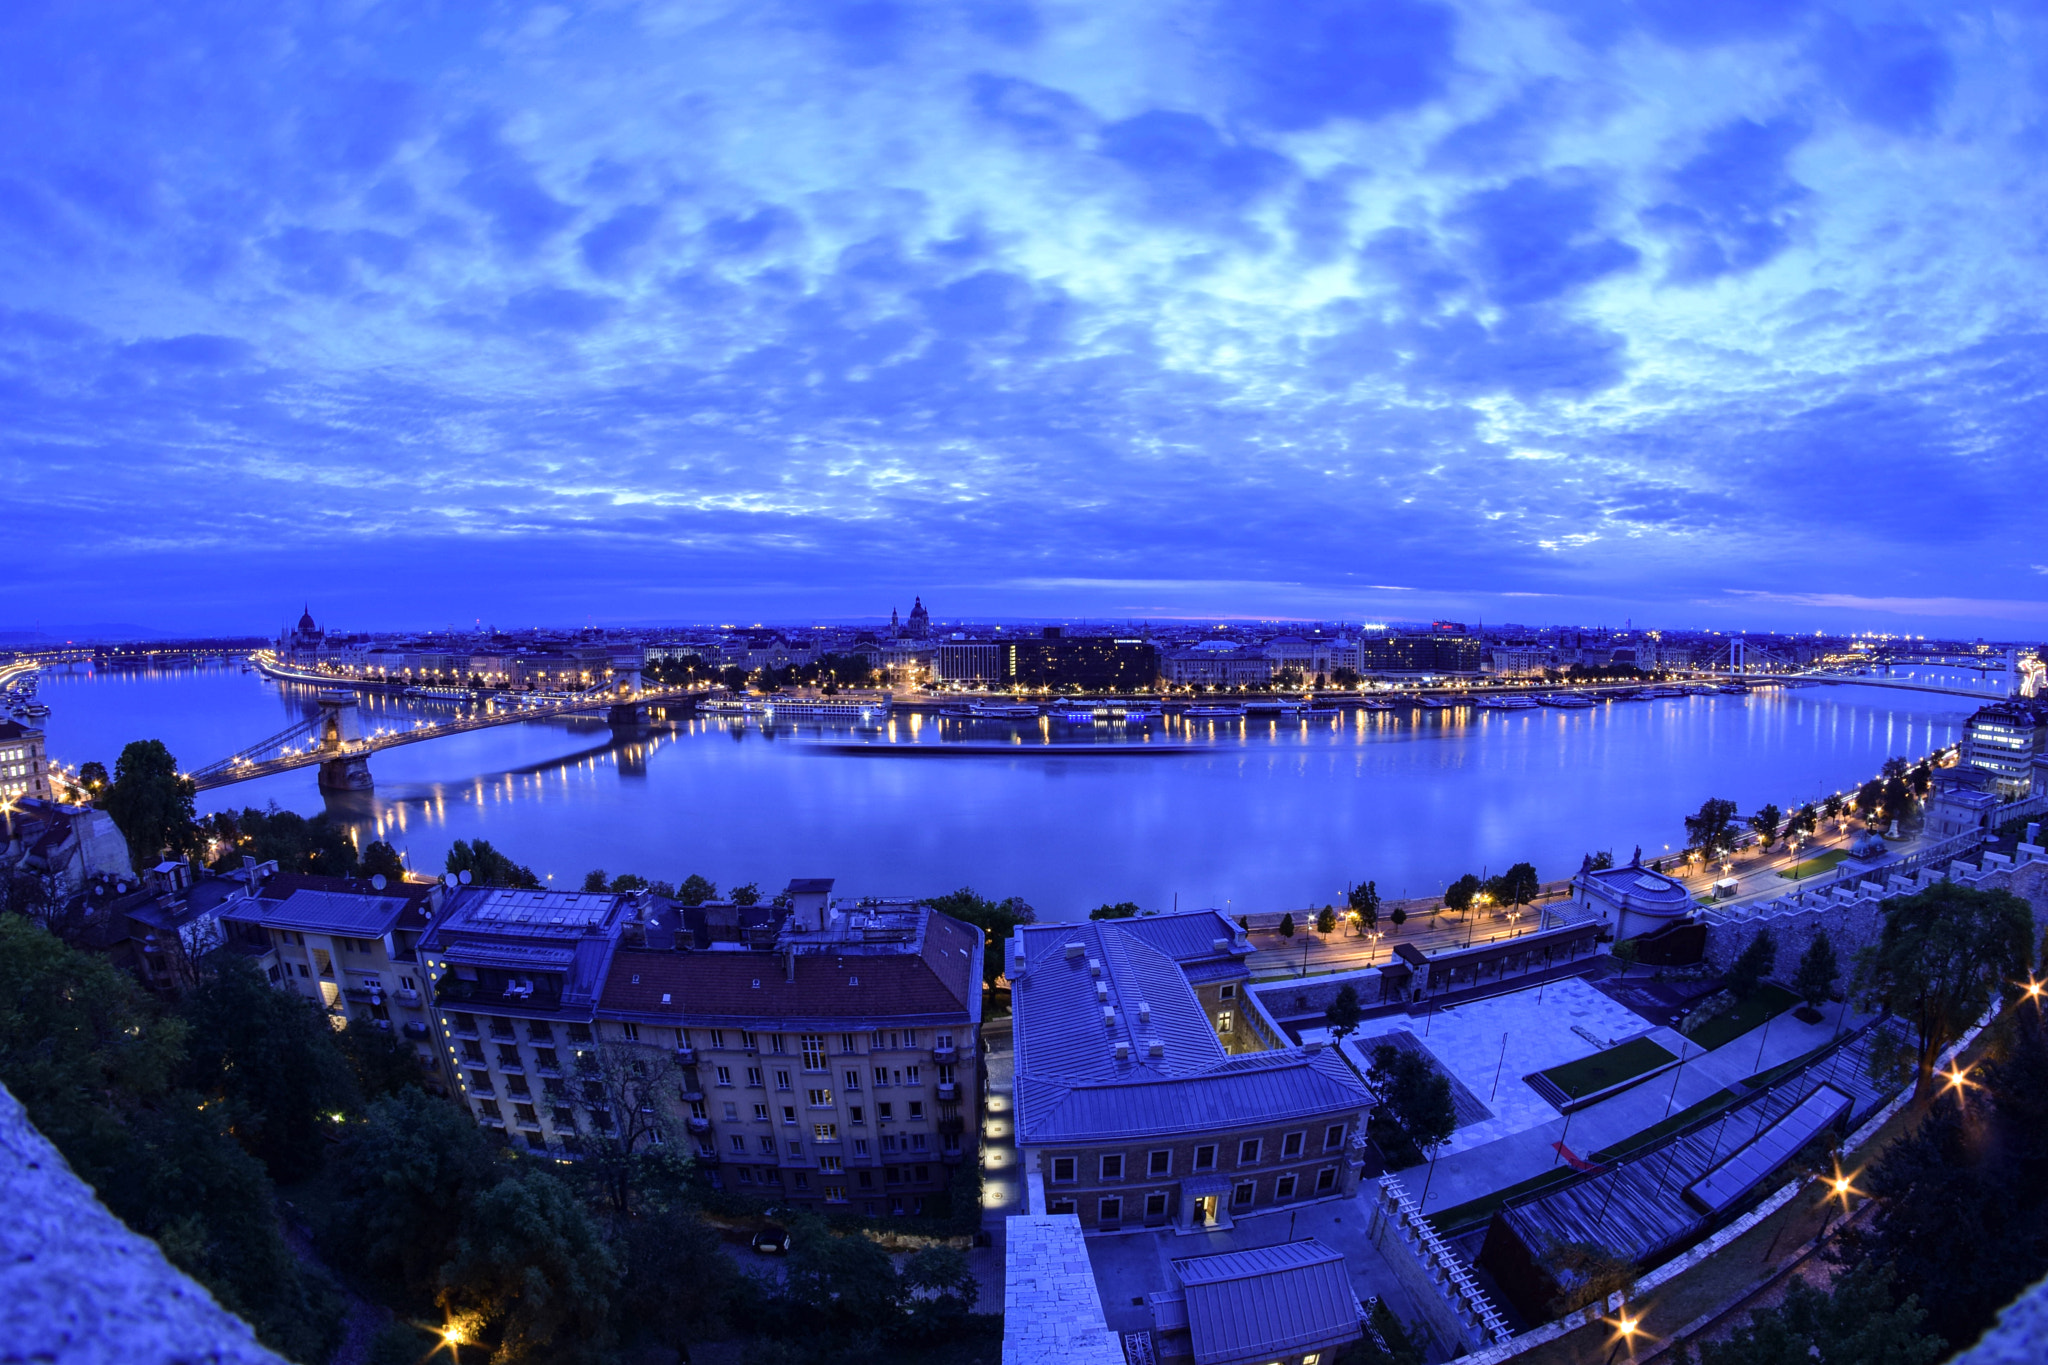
xmin=3 ymin=0 xmax=2044 ymax=636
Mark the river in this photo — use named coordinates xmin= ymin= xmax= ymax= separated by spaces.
xmin=31 ymin=663 xmax=1988 ymax=920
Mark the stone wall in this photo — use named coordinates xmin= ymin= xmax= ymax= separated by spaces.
xmin=0 ymin=1081 xmax=286 ymax=1364
xmin=1702 ymin=848 xmax=2048 ymax=980
xmin=1000 ymin=1211 xmax=1125 ymax=1365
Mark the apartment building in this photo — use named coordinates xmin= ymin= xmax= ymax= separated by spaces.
xmin=1008 ymin=912 xmax=1372 ymax=1236
xmin=223 ymin=873 xmax=452 ymax=1091
xmin=411 ymin=879 xmax=982 ymax=1218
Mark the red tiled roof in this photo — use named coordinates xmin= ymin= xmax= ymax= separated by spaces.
xmin=599 ymin=912 xmax=979 ymax=1022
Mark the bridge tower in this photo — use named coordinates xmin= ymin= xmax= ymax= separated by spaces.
xmin=606 ymin=652 xmax=649 ymax=729
xmin=313 ymin=690 xmax=373 ymax=792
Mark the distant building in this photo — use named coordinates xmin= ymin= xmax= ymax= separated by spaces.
xmin=936 ymin=639 xmax=1003 ymax=684
xmin=907 ymin=596 xmax=931 ymax=640
xmin=1146 ymin=1239 xmax=1365 ymax=1365
xmin=1486 ymin=646 xmax=1549 ymax=677
xmin=0 ymin=718 xmax=53 ymax=802
xmin=1163 ymin=648 xmax=1274 ymax=688
xmin=1962 ymin=701 xmax=2047 ymax=800
xmin=1007 ymin=912 xmax=1372 ymax=1236
xmin=999 ymin=631 xmax=1158 ymax=690
xmin=279 ymin=604 xmax=325 ymax=661
xmin=1357 ymin=633 xmax=1482 ymax=678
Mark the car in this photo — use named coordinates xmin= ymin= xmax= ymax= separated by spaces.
xmin=751 ymin=1224 xmax=791 ymax=1255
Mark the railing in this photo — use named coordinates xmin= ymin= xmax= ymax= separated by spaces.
xmin=1370 ymin=1176 xmax=1513 ymax=1348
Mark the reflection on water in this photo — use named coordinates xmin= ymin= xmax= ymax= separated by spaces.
xmin=34 ymin=662 xmax=1974 ymax=919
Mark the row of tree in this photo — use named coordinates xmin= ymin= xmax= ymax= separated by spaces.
xmin=1681 ymin=757 xmax=1937 ymax=861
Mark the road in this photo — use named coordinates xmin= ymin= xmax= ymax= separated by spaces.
xmin=1243 ymin=896 xmax=1572 ymax=979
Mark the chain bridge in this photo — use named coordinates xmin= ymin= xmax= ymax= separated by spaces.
xmin=186 ymin=674 xmax=709 ymax=793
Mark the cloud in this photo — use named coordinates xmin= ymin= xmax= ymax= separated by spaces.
xmin=1096 ymin=110 xmax=1294 ymax=219
xmin=1813 ymin=18 xmax=1954 ymax=135
xmin=1215 ymin=0 xmax=1459 ymax=131
xmin=579 ymin=204 xmax=662 ymax=276
xmin=1447 ymin=172 xmax=1640 ymax=305
xmin=1643 ymin=117 xmax=1809 ymax=282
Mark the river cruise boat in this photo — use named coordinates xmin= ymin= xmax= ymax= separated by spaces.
xmin=1182 ymin=704 xmax=1243 ymax=718
xmin=759 ymin=695 xmax=891 ymax=721
xmin=1536 ymin=692 xmax=1596 ymax=708
xmin=1243 ymin=699 xmax=1302 ymax=715
xmin=1476 ymin=694 xmax=1539 ymax=710
xmin=699 ymin=696 xmax=761 ymax=715
xmin=1304 ymin=703 xmax=1340 ymax=716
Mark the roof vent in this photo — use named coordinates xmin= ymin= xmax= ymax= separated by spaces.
xmin=1095 ymin=982 xmax=1109 ymax=1002
xmin=1304 ymin=1039 xmax=1324 ymax=1055
xmin=661 ymin=992 xmax=671 ymax=1004
xmin=1102 ymin=1006 xmax=1116 ymax=1028
xmin=751 ymin=978 xmax=761 ymax=989
xmin=1065 ymin=941 xmax=1085 ymax=960
xmin=1114 ymin=1040 xmax=1131 ymax=1061
xmin=849 ymin=976 xmax=859 ymax=986
xmin=1138 ymin=1001 xmax=1151 ymax=1025
xmin=1146 ymin=1039 xmax=1165 ymax=1059
xmin=1088 ymin=958 xmax=1102 ymax=978
xmin=1211 ymin=938 xmax=1228 ymax=953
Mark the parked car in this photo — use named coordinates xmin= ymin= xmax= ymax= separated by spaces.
xmin=751 ymin=1224 xmax=791 ymax=1255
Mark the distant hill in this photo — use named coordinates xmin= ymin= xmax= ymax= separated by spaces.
xmin=0 ymin=623 xmax=170 ymax=644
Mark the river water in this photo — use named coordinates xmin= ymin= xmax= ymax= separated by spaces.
xmin=32 ymin=663 xmax=1988 ymax=920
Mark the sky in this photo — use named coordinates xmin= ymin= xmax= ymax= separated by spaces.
xmin=2 ymin=0 xmax=2046 ymax=638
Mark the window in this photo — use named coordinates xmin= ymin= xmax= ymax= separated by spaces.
xmin=814 ymin=1124 xmax=838 ymax=1142
xmin=774 ymin=1070 xmax=792 ymax=1090
xmin=823 ymin=1184 xmax=847 ymax=1203
xmin=904 ymin=1065 xmax=921 ymax=1085
xmin=807 ymin=1088 xmax=833 ymax=1107
xmin=1303 ymin=1355 xmax=1321 ymax=1365
xmin=1238 ymin=1138 xmax=1262 ymax=1165
xmin=769 ymin=1034 xmax=786 ymax=1054
xmin=746 ymin=1067 xmax=763 ymax=1087
xmin=505 ymin=1077 xmax=530 ymax=1097
xmin=902 ymin=1032 xmax=917 ymax=1048
xmin=936 ymin=1032 xmax=953 ymax=1049
xmin=1282 ymin=1131 xmax=1305 ymax=1159
xmin=708 ymin=1029 xmax=725 ymax=1048
xmin=878 ymin=1102 xmax=893 ymax=1121
xmin=1194 ymin=1144 xmax=1217 ymax=1172
xmin=1324 ymin=1122 xmax=1347 ymax=1151
xmin=1098 ymin=1196 xmax=1123 ymax=1225
xmin=496 ymin=1045 xmax=521 ymax=1067
xmin=723 ymin=1102 xmax=739 ymax=1120
xmin=715 ymin=1065 xmax=733 ymax=1085
xmin=909 ymin=1133 xmax=928 ymax=1152
xmin=514 ymin=1104 xmax=538 ymax=1126
xmin=535 ymin=1048 xmax=559 ymax=1072
xmin=801 ymin=1035 xmax=825 ymax=1069
xmin=753 ymin=1103 xmax=770 ymax=1120
xmin=1275 ymin=1173 xmax=1298 ymax=1200
xmin=819 ymin=1155 xmax=843 ymax=1172
xmin=782 ymin=1106 xmax=797 ymax=1123
xmin=873 ymin=1066 xmax=890 ymax=1087
xmin=527 ymin=1021 xmax=553 ymax=1042
xmin=793 ymin=1174 xmax=808 ymax=1191
xmin=937 ymin=1063 xmax=956 ymax=1085
xmin=730 ymin=1135 xmax=748 ymax=1153
xmin=850 ymin=1106 xmax=864 ymax=1124
xmin=907 ymin=1101 xmax=924 ymax=1120
xmin=1218 ymin=983 xmax=1237 ymax=1001
xmin=1100 ymin=1153 xmax=1124 ymax=1181
xmin=758 ymin=1136 xmax=776 ymax=1154
xmin=619 ymin=1022 xmax=639 ymax=1042
xmin=737 ymin=1166 xmax=753 ymax=1183
xmin=840 ymin=1032 xmax=858 ymax=1052
xmin=1316 ymin=1167 xmax=1338 ymax=1193
xmin=787 ymin=1139 xmax=803 ymax=1157
xmin=845 ymin=1069 xmax=862 ymax=1091
xmin=552 ymin=1106 xmax=574 ymax=1127
xmin=1051 ymin=1156 xmax=1077 ymax=1183
xmin=881 ymin=1134 xmax=899 ymax=1153
xmin=568 ymin=1023 xmax=592 ymax=1044
xmin=1148 ymin=1150 xmax=1172 ymax=1177
xmin=1216 ymin=1009 xmax=1235 ymax=1034
xmin=1232 ymin=1180 xmax=1255 ymax=1208
xmin=853 ymin=1138 xmax=870 ymax=1156
xmin=688 ymin=1101 xmax=708 ymax=1120
xmin=1145 ymin=1192 xmax=1169 ymax=1220
xmin=1048 ymin=1198 xmax=1077 ymax=1215
xmin=739 ymin=1031 xmax=756 ymax=1049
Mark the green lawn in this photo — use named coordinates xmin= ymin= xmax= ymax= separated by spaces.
xmin=1426 ymin=1164 xmax=1585 ymax=1235
xmin=1777 ymin=848 xmax=1849 ymax=881
xmin=1537 ymin=1035 xmax=1676 ymax=1101
xmin=1687 ymin=983 xmax=1801 ymax=1051
xmin=1591 ymin=1087 xmax=1739 ymax=1164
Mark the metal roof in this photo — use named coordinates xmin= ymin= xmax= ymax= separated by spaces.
xmin=1170 ymin=1239 xmax=1362 ymax=1365
xmin=1685 ymin=1083 xmax=1852 ymax=1215
xmin=245 ymin=889 xmax=404 ymax=936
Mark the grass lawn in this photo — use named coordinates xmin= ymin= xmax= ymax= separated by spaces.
xmin=1687 ymin=984 xmax=1801 ymax=1052
xmin=1777 ymin=849 xmax=1850 ymax=881
xmin=1427 ymin=1164 xmax=1586 ymax=1235
xmin=1591 ymin=1088 xmax=1739 ymax=1164
xmin=1538 ymin=1036 xmax=1677 ymax=1101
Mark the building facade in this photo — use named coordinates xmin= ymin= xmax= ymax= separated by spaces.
xmin=936 ymin=640 xmax=1003 ymax=685
xmin=0 ymin=719 xmax=52 ymax=801
xmin=1963 ymin=701 xmax=2047 ymax=800
xmin=1356 ymin=633 xmax=1483 ymax=678
xmin=1009 ymin=912 xmax=1372 ymax=1236
xmin=1000 ymin=632 xmax=1159 ymax=691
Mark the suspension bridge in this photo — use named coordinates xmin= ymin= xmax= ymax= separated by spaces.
xmin=185 ymin=677 xmax=710 ymax=793
xmin=1696 ymin=638 xmax=2037 ymax=701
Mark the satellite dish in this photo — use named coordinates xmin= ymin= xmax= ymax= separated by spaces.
xmin=444 ymin=873 xmax=458 ymax=888
xmin=458 ymin=870 xmax=472 ymax=885
xmin=370 ymin=874 xmax=387 ymax=891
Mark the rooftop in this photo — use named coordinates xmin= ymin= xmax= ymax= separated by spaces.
xmin=1165 ymin=1239 xmax=1363 ymax=1365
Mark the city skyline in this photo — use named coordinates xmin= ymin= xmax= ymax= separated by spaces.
xmin=6 ymin=2 xmax=2047 ymax=634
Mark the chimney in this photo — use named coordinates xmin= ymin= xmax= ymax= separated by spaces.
xmin=1064 ymin=941 xmax=1085 ymax=960
xmin=784 ymin=950 xmax=797 ymax=983
xmin=1138 ymin=1001 xmax=1151 ymax=1025
xmin=1102 ymin=1006 xmax=1116 ymax=1029
xmin=1211 ymin=938 xmax=1228 ymax=954
xmin=1304 ymin=1040 xmax=1324 ymax=1055
xmin=1088 ymin=957 xmax=1102 ymax=978
xmin=1146 ymin=1039 xmax=1165 ymax=1059
xmin=1114 ymin=1040 xmax=1131 ymax=1062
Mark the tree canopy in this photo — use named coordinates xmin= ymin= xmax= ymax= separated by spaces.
xmin=439 ymin=1172 xmax=620 ymax=1365
xmin=446 ymin=838 xmax=541 ymax=888
xmin=927 ymin=886 xmax=1035 ymax=988
xmin=1685 ymin=797 xmax=1740 ymax=860
xmin=103 ymin=738 xmax=199 ymax=872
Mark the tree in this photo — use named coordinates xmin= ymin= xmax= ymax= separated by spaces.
xmin=209 ymin=804 xmax=360 ymax=877
xmin=1786 ymin=804 xmax=1819 ymax=842
xmin=928 ymin=887 xmax=1036 ymax=989
xmin=1685 ymin=797 xmax=1740 ymax=860
xmin=1316 ymin=905 xmax=1337 ymax=936
xmin=1445 ymin=874 xmax=1481 ymax=914
xmin=676 ymin=873 xmax=718 ymax=905
xmin=1857 ymin=778 xmax=1886 ymax=824
xmin=104 ymin=738 xmax=199 ymax=872
xmin=446 ymin=839 xmax=540 ymax=889
xmin=176 ymin=953 xmax=359 ymax=1181
xmin=620 ymin=1206 xmax=743 ymax=1355
xmin=1822 ymin=792 xmax=1844 ymax=822
xmin=731 ymin=881 xmax=761 ymax=907
xmin=76 ymin=759 xmax=109 ymax=799
xmin=582 ymin=868 xmax=609 ymax=892
xmin=575 ymin=1039 xmax=683 ymax=1219
xmin=1498 ymin=861 xmax=1540 ymax=908
xmin=438 ymin=1172 xmax=620 ymax=1365
xmin=780 ymin=1213 xmax=906 ymax=1339
xmin=1749 ymin=802 xmax=1784 ymax=851
xmin=1854 ymin=883 xmax=2033 ymax=1102
xmin=1793 ymin=931 xmax=1839 ymax=1014
xmin=1680 ymin=1263 xmax=1943 ymax=1365
xmin=1882 ymin=773 xmax=1913 ymax=821
xmin=1366 ymin=1043 xmax=1456 ymax=1154
xmin=1278 ymin=912 xmax=1295 ymax=939
xmin=1612 ymin=938 xmax=1640 ymax=976
xmin=1325 ymin=985 xmax=1363 ymax=1042
xmin=337 ymin=1087 xmax=506 ymax=1304
xmin=1586 ymin=850 xmax=1614 ymax=871
xmin=900 ymin=1245 xmax=980 ymax=1341
xmin=1090 ymin=901 xmax=1141 ymax=920
xmin=1725 ymin=928 xmax=1778 ymax=1000
xmin=1347 ymin=880 xmax=1382 ymax=931
xmin=1390 ymin=906 xmax=1407 ymax=932
xmin=362 ymin=840 xmax=406 ymax=882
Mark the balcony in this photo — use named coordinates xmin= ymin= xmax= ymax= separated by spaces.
xmin=687 ymin=1116 xmax=712 ymax=1135
xmin=535 ymin=1064 xmax=563 ymax=1079
xmin=451 ymin=1024 xmax=480 ymax=1040
xmin=394 ymin=988 xmax=421 ymax=1008
xmin=932 ymin=1045 xmax=958 ymax=1062
xmin=479 ymin=1114 xmax=506 ymax=1127
xmin=402 ymin=1021 xmax=430 ymax=1040
xmin=460 ymin=1056 xmax=490 ymax=1071
xmin=936 ymin=1082 xmax=958 ymax=1102
xmin=496 ymin=1060 xmax=525 ymax=1074
xmin=675 ymin=1046 xmax=697 ymax=1064
xmin=468 ymin=1085 xmax=496 ymax=1099
xmin=680 ymin=1089 xmax=705 ymax=1103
